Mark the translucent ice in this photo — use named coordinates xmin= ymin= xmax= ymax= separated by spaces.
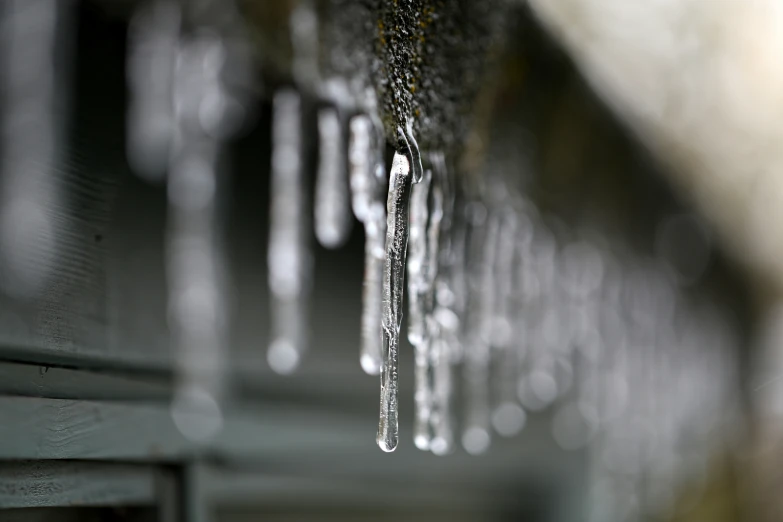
xmin=377 ymin=152 xmax=414 ymax=452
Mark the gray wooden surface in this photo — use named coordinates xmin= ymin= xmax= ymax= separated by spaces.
xmin=0 ymin=461 xmax=160 ymax=508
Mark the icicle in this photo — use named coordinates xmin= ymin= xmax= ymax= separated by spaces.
xmin=0 ymin=0 xmax=71 ymax=298
xmin=462 ymin=203 xmax=498 ymax=455
xmin=314 ymin=107 xmax=351 ymax=248
xmin=349 ymin=115 xmax=386 ymax=375
xmin=409 ymin=168 xmax=433 ymax=450
xmin=418 ymin=176 xmax=444 ymax=451
xmin=167 ymin=139 xmax=225 ymax=442
xmin=491 ymin=208 xmax=526 ymax=437
xmin=126 ymin=0 xmax=180 ymax=181
xmin=429 ymin=153 xmax=457 ymax=456
xmin=430 ymin=334 xmax=454 ymax=455
xmin=290 ymin=0 xmax=319 ymax=88
xmin=407 ymin=170 xmax=432 ymax=346
xmin=377 ymin=152 xmax=414 ymax=452
xmin=268 ymin=89 xmax=311 ymax=375
xmin=167 ymin=33 xmax=234 ymax=442
xmin=400 ymin=121 xmax=434 ymax=449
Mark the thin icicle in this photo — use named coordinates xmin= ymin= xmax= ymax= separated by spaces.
xmin=491 ymin=207 xmax=527 ymax=437
xmin=349 ymin=115 xmax=386 ymax=375
xmin=167 ymin=33 xmax=233 ymax=443
xmin=290 ymin=0 xmax=319 ymax=88
xmin=315 ymin=107 xmax=352 ymax=248
xmin=0 ymin=0 xmax=71 ymax=298
xmin=268 ymin=89 xmax=311 ymax=375
xmin=409 ymin=169 xmax=433 ymax=449
xmin=429 ymin=153 xmax=457 ymax=455
xmin=430 ymin=333 xmax=454 ymax=455
xmin=407 ymin=170 xmax=432 ymax=346
xmin=126 ymin=0 xmax=180 ymax=181
xmin=377 ymin=152 xmax=414 ymax=453
xmin=462 ymin=203 xmax=498 ymax=455
xmin=418 ymin=176 xmax=444 ymax=451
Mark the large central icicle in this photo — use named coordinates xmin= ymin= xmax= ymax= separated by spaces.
xmin=377 ymin=151 xmax=414 ymax=452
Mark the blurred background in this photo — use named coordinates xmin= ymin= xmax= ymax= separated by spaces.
xmin=0 ymin=0 xmax=782 ymax=521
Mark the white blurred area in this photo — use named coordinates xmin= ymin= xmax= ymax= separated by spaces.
xmin=0 ymin=0 xmax=69 ymax=298
xmin=530 ymin=0 xmax=783 ymax=296
xmin=529 ymin=1 xmax=783 ymax=518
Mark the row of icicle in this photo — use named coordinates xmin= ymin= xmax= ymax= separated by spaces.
xmin=0 ymin=1 xmax=742 ymax=519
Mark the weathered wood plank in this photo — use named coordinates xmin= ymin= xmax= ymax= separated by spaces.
xmin=0 ymin=461 xmax=157 ymax=508
xmin=0 ymin=395 xmax=578 ymax=494
xmin=199 ymin=467 xmax=507 ymax=512
xmin=0 ymin=396 xmax=360 ymax=461
xmin=0 ymin=508 xmax=103 ymax=522
xmin=0 ymin=361 xmax=168 ymax=401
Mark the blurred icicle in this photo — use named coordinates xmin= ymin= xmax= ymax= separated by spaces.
xmin=377 ymin=152 xmax=414 ymax=453
xmin=126 ymin=0 xmax=181 ymax=181
xmin=409 ymin=167 xmax=436 ymax=450
xmin=0 ymin=0 xmax=72 ymax=298
xmin=349 ymin=115 xmax=386 ymax=374
xmin=290 ymin=0 xmax=319 ymax=89
xmin=315 ymin=107 xmax=352 ymax=248
xmin=167 ymin=138 xmax=225 ymax=443
xmin=517 ymin=223 xmax=561 ymax=412
xmin=462 ymin=202 xmax=498 ymax=455
xmin=420 ymin=172 xmax=444 ymax=451
xmin=268 ymin=89 xmax=311 ymax=375
xmin=491 ymin=208 xmax=527 ymax=438
xmin=429 ymin=153 xmax=457 ymax=456
xmin=167 ymin=32 xmax=234 ymax=442
xmin=408 ymin=170 xmax=432 ymax=347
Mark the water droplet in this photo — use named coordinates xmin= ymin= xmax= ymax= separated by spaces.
xmin=267 ymin=337 xmax=301 ymax=375
xmin=462 ymin=426 xmax=490 ymax=455
xmin=171 ymin=388 xmax=223 ymax=442
xmin=492 ymin=402 xmax=526 ymax=437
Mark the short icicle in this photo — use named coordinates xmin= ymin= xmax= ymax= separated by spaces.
xmin=126 ymin=0 xmax=180 ymax=181
xmin=429 ymin=153 xmax=457 ymax=455
xmin=315 ymin=107 xmax=352 ymax=248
